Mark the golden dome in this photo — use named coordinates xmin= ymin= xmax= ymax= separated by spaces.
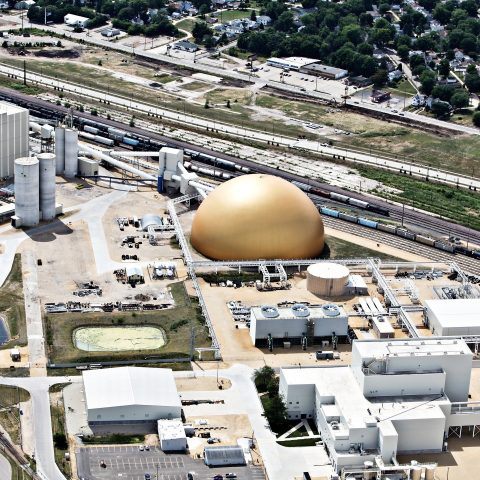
xmin=190 ymin=174 xmax=324 ymax=260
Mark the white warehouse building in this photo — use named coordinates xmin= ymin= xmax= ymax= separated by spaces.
xmin=279 ymin=338 xmax=477 ymax=474
xmin=83 ymin=367 xmax=182 ymax=426
xmin=0 ymin=102 xmax=29 ymax=178
xmin=424 ymin=298 xmax=480 ymax=336
xmin=249 ymin=303 xmax=348 ymax=347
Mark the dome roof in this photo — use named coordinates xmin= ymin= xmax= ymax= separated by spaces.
xmin=190 ymin=174 xmax=324 ymax=260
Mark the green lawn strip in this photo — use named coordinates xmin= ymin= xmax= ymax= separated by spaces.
xmin=82 ymin=434 xmax=145 ymax=444
xmin=50 ymin=402 xmax=71 ymax=478
xmin=357 ymin=165 xmax=480 ymax=231
xmin=0 ymin=386 xmax=30 ymax=445
xmin=322 ymin=236 xmax=402 ymax=261
xmin=0 ymin=254 xmax=27 ymax=350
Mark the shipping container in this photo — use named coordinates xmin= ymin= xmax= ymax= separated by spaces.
xmin=320 ymin=207 xmax=339 ymax=218
xmin=358 ymin=218 xmax=378 ymax=229
xmin=396 ymin=229 xmax=416 ymax=240
xmin=377 ymin=223 xmax=397 ymax=234
xmin=434 ymin=240 xmax=455 ymax=253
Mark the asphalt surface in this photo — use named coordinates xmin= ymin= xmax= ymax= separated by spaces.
xmin=0 ymin=453 xmax=12 ymax=480
xmin=0 ymin=87 xmax=479 ymax=247
xmin=76 ymin=445 xmax=265 ymax=480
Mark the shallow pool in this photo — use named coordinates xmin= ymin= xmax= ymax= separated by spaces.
xmin=74 ymin=326 xmax=166 ymax=352
xmin=0 ymin=317 xmax=9 ymax=345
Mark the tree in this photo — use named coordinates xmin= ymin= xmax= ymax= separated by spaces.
xmin=262 ymin=393 xmax=289 ymax=433
xmin=274 ymin=11 xmax=295 ymax=33
xmin=432 ymin=84 xmax=455 ymax=102
xmin=430 ymin=99 xmax=451 ymax=118
xmin=53 ymin=433 xmax=68 ymax=450
xmin=253 ymin=365 xmax=275 ymax=392
xmin=198 ymin=4 xmax=209 ymax=16
xmin=438 ymin=58 xmax=450 ymax=78
xmin=450 ymin=89 xmax=469 ymax=108
xmin=371 ymin=68 xmax=388 ymax=86
xmin=192 ymin=21 xmax=212 ymax=43
xmin=420 ymin=69 xmax=436 ymax=95
xmin=250 ymin=9 xmax=256 ymax=21
xmin=397 ymin=44 xmax=410 ymax=62
xmin=473 ymin=111 xmax=480 ymax=126
xmin=465 ymin=72 xmax=480 ymax=92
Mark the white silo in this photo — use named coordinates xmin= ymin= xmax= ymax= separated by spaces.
xmin=14 ymin=157 xmax=40 ymax=227
xmin=38 ymin=152 xmax=56 ymax=221
xmin=55 ymin=126 xmax=65 ymax=175
xmin=64 ymin=128 xmax=78 ymax=177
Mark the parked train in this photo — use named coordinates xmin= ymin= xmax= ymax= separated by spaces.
xmin=185 ymin=150 xmax=251 ymax=174
xmin=292 ymin=181 xmax=390 ymax=216
xmin=319 ymin=205 xmax=480 ymax=259
xmin=183 ymin=161 xmax=234 ymax=180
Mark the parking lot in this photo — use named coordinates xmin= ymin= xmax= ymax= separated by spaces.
xmin=76 ymin=445 xmax=265 ymax=480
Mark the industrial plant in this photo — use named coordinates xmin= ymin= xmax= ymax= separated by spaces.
xmin=0 ymin=85 xmax=479 ymax=480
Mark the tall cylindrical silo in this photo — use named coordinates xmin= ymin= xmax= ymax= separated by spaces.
xmin=14 ymin=156 xmax=40 ymax=227
xmin=55 ymin=126 xmax=65 ymax=175
xmin=64 ymin=128 xmax=78 ymax=178
xmin=38 ymin=152 xmax=56 ymax=221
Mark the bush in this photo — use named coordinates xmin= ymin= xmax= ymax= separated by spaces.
xmin=473 ymin=111 xmax=480 ymax=126
xmin=53 ymin=433 xmax=68 ymax=450
xmin=253 ymin=365 xmax=275 ymax=393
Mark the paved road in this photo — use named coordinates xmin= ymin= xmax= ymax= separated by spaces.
xmin=1 ymin=16 xmax=478 ymax=137
xmin=0 ymin=453 xmax=12 ymax=480
xmin=22 ymin=251 xmax=47 ymax=376
xmin=1 ymin=63 xmax=479 ymax=193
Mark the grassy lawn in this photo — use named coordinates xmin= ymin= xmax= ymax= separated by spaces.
xmin=153 ymin=73 xmax=181 ymax=84
xmin=387 ymin=78 xmax=417 ymax=96
xmin=0 ymin=386 xmax=30 ymax=445
xmin=181 ymin=80 xmax=208 ymax=91
xmin=277 ymin=438 xmax=319 ymax=447
xmin=0 ymin=254 xmax=26 ymax=350
xmin=45 ymin=282 xmax=210 ymax=364
xmin=175 ymin=18 xmax=198 ymax=33
xmin=50 ymin=402 xmax=70 ymax=478
xmin=358 ymin=166 xmax=480 ymax=230
xmin=322 ymin=235 xmax=401 ymax=261
xmin=209 ymin=9 xmax=256 ymax=22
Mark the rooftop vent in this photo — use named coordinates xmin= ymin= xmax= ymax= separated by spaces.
xmin=322 ymin=304 xmax=340 ymax=317
xmin=261 ymin=305 xmax=279 ymax=318
xmin=292 ymin=304 xmax=310 ymax=318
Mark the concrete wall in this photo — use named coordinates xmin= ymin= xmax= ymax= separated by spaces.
xmin=0 ymin=107 xmax=29 ymax=178
xmin=88 ymin=405 xmax=181 ymax=424
xmin=392 ymin=415 xmax=445 ymax=453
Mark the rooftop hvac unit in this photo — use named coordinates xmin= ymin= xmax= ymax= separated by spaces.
xmin=292 ymin=304 xmax=310 ymax=317
xmin=322 ymin=304 xmax=340 ymax=317
xmin=261 ymin=305 xmax=279 ymax=318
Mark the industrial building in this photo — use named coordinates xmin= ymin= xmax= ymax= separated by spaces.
xmin=299 ymin=63 xmax=348 ymax=79
xmin=266 ymin=57 xmax=321 ymax=71
xmin=424 ymin=298 xmax=480 ymax=336
xmin=249 ymin=303 xmax=348 ymax=347
xmin=279 ymin=338 xmax=476 ymax=474
xmin=83 ymin=367 xmax=182 ymax=426
xmin=190 ymin=174 xmax=324 ymax=260
xmin=64 ymin=13 xmax=89 ymax=28
xmin=0 ymin=102 xmax=29 ymax=178
xmin=157 ymin=419 xmax=187 ymax=451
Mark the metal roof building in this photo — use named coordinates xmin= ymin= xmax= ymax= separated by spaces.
xmin=83 ymin=367 xmax=182 ymax=425
xmin=425 ymin=298 xmax=480 ymax=336
xmin=204 ymin=446 xmax=246 ymax=466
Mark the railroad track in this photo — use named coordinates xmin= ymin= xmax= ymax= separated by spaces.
xmin=1 ymin=87 xmax=479 ymax=245
xmin=322 ymin=216 xmax=480 ymax=275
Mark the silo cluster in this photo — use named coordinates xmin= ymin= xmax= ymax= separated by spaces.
xmin=55 ymin=126 xmax=78 ymax=177
xmin=13 ymin=153 xmax=57 ymax=228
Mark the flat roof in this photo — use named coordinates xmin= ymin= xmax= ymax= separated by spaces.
xmin=353 ymin=338 xmax=472 ymax=359
xmin=301 ymin=63 xmax=348 ymax=75
xmin=425 ymin=298 xmax=480 ymax=328
xmin=158 ymin=419 xmax=186 ymax=440
xmin=83 ymin=367 xmax=181 ymax=410
xmin=267 ymin=57 xmax=318 ymax=68
xmin=0 ymin=101 xmax=27 ymax=115
xmin=251 ymin=304 xmax=346 ymax=321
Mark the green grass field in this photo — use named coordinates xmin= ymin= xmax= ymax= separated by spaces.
xmin=358 ymin=166 xmax=480 ymax=230
xmin=0 ymin=254 xmax=26 ymax=350
xmin=322 ymin=235 xmax=401 ymax=261
xmin=0 ymin=386 xmax=30 ymax=445
xmin=45 ymin=282 xmax=210 ymax=364
xmin=50 ymin=403 xmax=70 ymax=478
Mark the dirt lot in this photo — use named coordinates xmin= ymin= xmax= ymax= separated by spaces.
xmin=185 ymin=414 xmax=254 ymax=457
xmin=175 ymin=376 xmax=231 ymax=391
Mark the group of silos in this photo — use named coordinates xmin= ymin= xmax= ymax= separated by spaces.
xmin=13 ymin=127 xmax=78 ymax=227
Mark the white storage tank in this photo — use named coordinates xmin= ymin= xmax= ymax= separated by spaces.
xmin=64 ymin=128 xmax=78 ymax=177
xmin=307 ymin=263 xmax=350 ymax=297
xmin=411 ymin=466 xmax=422 ymax=480
xmin=54 ymin=126 xmax=65 ymax=175
xmin=38 ymin=152 xmax=56 ymax=221
xmin=425 ymin=466 xmax=435 ymax=480
xmin=14 ymin=156 xmax=40 ymax=227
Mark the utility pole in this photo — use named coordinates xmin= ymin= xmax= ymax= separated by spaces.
xmin=190 ymin=326 xmax=195 ymax=360
xmin=23 ymin=60 xmax=26 ymax=86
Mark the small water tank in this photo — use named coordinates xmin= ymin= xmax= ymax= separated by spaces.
xmin=55 ymin=126 xmax=65 ymax=175
xmin=425 ymin=466 xmax=436 ymax=480
xmin=38 ymin=153 xmax=56 ymax=221
xmin=292 ymin=304 xmax=310 ymax=317
xmin=41 ymin=124 xmax=54 ymax=139
xmin=64 ymin=128 xmax=78 ymax=177
xmin=14 ymin=157 xmax=40 ymax=227
xmin=261 ymin=305 xmax=279 ymax=318
xmin=411 ymin=466 xmax=422 ymax=480
xmin=307 ymin=263 xmax=350 ymax=297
